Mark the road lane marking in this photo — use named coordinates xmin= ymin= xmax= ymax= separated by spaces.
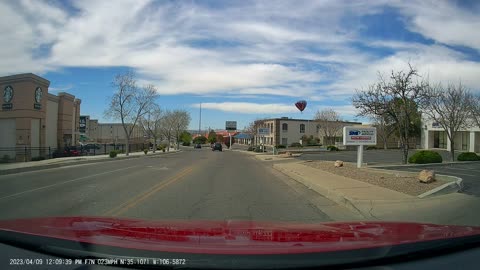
xmin=103 ymin=166 xmax=195 ymax=217
xmin=0 ymin=165 xmax=140 ymax=201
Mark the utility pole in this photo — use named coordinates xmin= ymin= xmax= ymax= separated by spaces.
xmin=198 ymin=103 xmax=202 ymax=136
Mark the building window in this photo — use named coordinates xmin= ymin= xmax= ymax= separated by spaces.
xmin=300 ymin=124 xmax=305 ymax=133
xmin=282 ymin=123 xmax=288 ymax=132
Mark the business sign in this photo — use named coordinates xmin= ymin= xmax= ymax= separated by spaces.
xmin=79 ymin=116 xmax=87 ymax=133
xmin=258 ymin=128 xmax=270 ymax=136
xmin=343 ymin=126 xmax=377 ymax=145
xmin=226 ymin=121 xmax=237 ymax=131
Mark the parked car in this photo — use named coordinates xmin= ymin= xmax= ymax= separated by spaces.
xmin=212 ymin=143 xmax=222 ymax=151
xmin=194 ymin=144 xmax=202 ymax=149
xmin=52 ymin=146 xmax=81 ymax=158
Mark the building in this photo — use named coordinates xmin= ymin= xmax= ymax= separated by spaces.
xmin=80 ymin=115 xmax=145 ymax=144
xmin=0 ymin=73 xmax=81 ymax=161
xmin=421 ymin=119 xmax=480 ymax=153
xmin=253 ymin=117 xmax=362 ymax=147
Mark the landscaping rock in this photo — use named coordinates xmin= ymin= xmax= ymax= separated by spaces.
xmin=285 ymin=151 xmax=293 ymax=156
xmin=418 ymin=170 xmax=436 ymax=183
xmin=334 ymin=160 xmax=344 ymax=167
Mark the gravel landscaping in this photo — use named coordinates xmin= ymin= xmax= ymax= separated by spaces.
xmin=303 ymin=161 xmax=446 ymax=196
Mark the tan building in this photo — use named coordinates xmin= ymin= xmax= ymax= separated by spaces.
xmin=0 ymin=73 xmax=81 ymax=161
xmin=80 ymin=115 xmax=145 ymax=144
xmin=253 ymin=117 xmax=361 ymax=147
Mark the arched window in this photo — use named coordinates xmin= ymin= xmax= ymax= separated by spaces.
xmin=300 ymin=124 xmax=305 ymax=133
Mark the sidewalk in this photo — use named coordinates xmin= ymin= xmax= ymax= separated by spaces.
xmin=0 ymin=149 xmax=181 ymax=175
xmin=273 ymin=161 xmax=480 ymax=226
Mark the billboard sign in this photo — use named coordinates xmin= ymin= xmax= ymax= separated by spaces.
xmin=226 ymin=121 xmax=237 ymax=131
xmin=343 ymin=126 xmax=377 ymax=145
xmin=258 ymin=128 xmax=270 ymax=136
xmin=79 ymin=116 xmax=87 ymax=133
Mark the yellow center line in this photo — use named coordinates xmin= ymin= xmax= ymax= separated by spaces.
xmin=102 ymin=165 xmax=195 ymax=217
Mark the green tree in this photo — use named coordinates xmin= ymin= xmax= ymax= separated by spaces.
xmin=180 ymin=131 xmax=192 ymax=144
xmin=193 ymin=135 xmax=207 ymax=144
xmin=207 ymin=130 xmax=217 ymax=143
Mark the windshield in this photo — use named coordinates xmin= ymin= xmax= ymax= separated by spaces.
xmin=1 ymin=0 xmax=480 ymax=269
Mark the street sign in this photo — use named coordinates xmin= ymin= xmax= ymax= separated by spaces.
xmin=343 ymin=126 xmax=377 ymax=168
xmin=226 ymin=121 xmax=237 ymax=131
xmin=343 ymin=126 xmax=377 ymax=146
xmin=258 ymin=128 xmax=270 ymax=135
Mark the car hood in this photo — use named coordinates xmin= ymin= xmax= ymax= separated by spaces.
xmin=1 ymin=217 xmax=480 ymax=255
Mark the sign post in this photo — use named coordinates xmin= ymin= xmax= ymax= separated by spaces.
xmin=343 ymin=126 xmax=377 ymax=168
xmin=226 ymin=121 xmax=237 ymax=149
xmin=257 ymin=128 xmax=270 ymax=153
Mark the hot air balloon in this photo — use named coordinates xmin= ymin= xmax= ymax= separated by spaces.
xmin=295 ymin=100 xmax=307 ymax=113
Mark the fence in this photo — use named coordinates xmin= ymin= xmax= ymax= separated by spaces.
xmin=0 ymin=143 xmax=151 ymax=163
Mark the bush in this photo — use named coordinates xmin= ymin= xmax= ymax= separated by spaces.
xmin=408 ymin=150 xmax=443 ymax=164
xmin=109 ymin=151 xmax=118 ymax=158
xmin=247 ymin=146 xmax=255 ymax=151
xmin=366 ymin=146 xmax=377 ymax=150
xmin=182 ymin=142 xmax=191 ymax=146
xmin=31 ymin=156 xmax=45 ymax=161
xmin=306 ymin=143 xmax=321 ymax=147
xmin=327 ymin=145 xmax=339 ymax=151
xmin=0 ymin=155 xmax=10 ymax=163
xmin=143 ymin=149 xmax=148 ymax=155
xmin=457 ymin=152 xmax=480 ymax=161
xmin=290 ymin=142 xmax=302 ymax=148
xmin=254 ymin=147 xmax=267 ymax=153
xmin=276 ymin=145 xmax=286 ymax=149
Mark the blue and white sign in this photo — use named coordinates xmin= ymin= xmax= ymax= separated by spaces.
xmin=258 ymin=128 xmax=270 ymax=136
xmin=343 ymin=126 xmax=377 ymax=145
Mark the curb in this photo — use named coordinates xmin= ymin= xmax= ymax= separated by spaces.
xmin=0 ymin=150 xmax=182 ymax=176
xmin=369 ymin=160 xmax=480 ymax=168
xmin=417 ymin=175 xmax=463 ymax=198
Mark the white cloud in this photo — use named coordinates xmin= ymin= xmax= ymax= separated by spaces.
xmin=192 ymin=102 xmax=299 ymax=114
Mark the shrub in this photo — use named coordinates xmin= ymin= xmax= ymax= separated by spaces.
xmin=457 ymin=152 xmax=480 ymax=161
xmin=408 ymin=150 xmax=443 ymax=164
xmin=254 ymin=147 xmax=266 ymax=153
xmin=327 ymin=145 xmax=339 ymax=151
xmin=0 ymin=155 xmax=10 ymax=163
xmin=276 ymin=145 xmax=286 ymax=149
xmin=366 ymin=146 xmax=377 ymax=150
xmin=290 ymin=142 xmax=302 ymax=148
xmin=109 ymin=151 xmax=118 ymax=158
xmin=31 ymin=156 xmax=45 ymax=161
xmin=247 ymin=146 xmax=255 ymax=151
xmin=182 ymin=142 xmax=191 ymax=146
xmin=143 ymin=149 xmax=148 ymax=155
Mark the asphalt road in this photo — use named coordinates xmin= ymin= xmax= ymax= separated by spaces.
xmin=0 ymin=148 xmax=346 ymax=222
xmin=375 ymin=163 xmax=480 ymax=197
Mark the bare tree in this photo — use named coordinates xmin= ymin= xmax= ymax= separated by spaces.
xmin=159 ymin=110 xmax=175 ymax=152
xmin=105 ymin=72 xmax=157 ymax=155
xmin=245 ymin=119 xmax=263 ymax=146
xmin=314 ymin=108 xmax=343 ymax=145
xmin=371 ymin=115 xmax=395 ymax=150
xmin=421 ymin=82 xmax=474 ymax=161
xmin=471 ymin=95 xmax=480 ymax=128
xmin=171 ymin=110 xmax=191 ymax=150
xmin=352 ymin=64 xmax=428 ymax=164
xmin=140 ymin=104 xmax=163 ymax=153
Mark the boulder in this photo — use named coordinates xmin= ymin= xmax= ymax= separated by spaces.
xmin=285 ymin=151 xmax=293 ymax=156
xmin=418 ymin=170 xmax=436 ymax=183
xmin=334 ymin=160 xmax=344 ymax=167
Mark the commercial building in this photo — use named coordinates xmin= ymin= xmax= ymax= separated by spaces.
xmin=80 ymin=115 xmax=145 ymax=144
xmin=421 ymin=119 xmax=480 ymax=153
xmin=0 ymin=73 xmax=81 ymax=161
xmin=252 ymin=117 xmax=362 ymax=147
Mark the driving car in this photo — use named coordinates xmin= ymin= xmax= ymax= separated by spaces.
xmin=212 ymin=142 xmax=222 ymax=151
xmin=194 ymin=143 xmax=202 ymax=149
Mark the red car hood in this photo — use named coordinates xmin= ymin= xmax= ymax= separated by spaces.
xmin=0 ymin=217 xmax=480 ymax=255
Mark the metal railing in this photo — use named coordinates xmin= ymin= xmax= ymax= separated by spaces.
xmin=0 ymin=143 xmax=151 ymax=163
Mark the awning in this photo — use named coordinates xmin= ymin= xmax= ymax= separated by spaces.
xmin=233 ymin=133 xmax=253 ymax=139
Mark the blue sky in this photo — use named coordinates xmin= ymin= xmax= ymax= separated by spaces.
xmin=2 ymin=0 xmax=480 ymax=130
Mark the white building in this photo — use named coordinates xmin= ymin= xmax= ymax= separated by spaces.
xmin=421 ymin=119 xmax=480 ymax=153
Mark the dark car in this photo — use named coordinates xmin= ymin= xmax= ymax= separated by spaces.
xmin=51 ymin=146 xmax=81 ymax=158
xmin=194 ymin=144 xmax=202 ymax=149
xmin=212 ymin=142 xmax=222 ymax=151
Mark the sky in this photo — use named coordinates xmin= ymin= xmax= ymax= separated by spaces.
xmin=2 ymin=0 xmax=480 ymax=130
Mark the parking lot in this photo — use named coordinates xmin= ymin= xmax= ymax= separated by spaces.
xmin=298 ymin=149 xmax=479 ymax=196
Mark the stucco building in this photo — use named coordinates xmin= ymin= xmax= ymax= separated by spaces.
xmin=0 ymin=73 xmax=81 ymax=161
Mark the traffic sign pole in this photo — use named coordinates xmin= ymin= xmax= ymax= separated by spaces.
xmin=357 ymin=145 xmax=364 ymax=168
